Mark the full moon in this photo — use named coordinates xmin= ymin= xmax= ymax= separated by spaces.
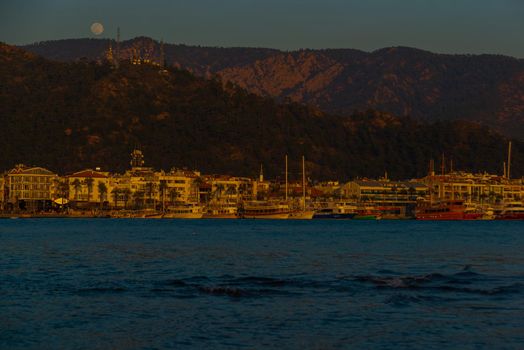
xmin=90 ymin=22 xmax=104 ymax=35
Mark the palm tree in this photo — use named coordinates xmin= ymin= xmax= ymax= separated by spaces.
xmin=215 ymin=183 xmax=225 ymax=201
xmin=488 ymin=191 xmax=496 ymax=204
xmin=133 ymin=190 xmax=145 ymax=209
xmin=238 ymin=183 xmax=249 ymax=199
xmin=111 ymin=188 xmax=120 ymax=209
xmin=98 ymin=182 xmax=108 ymax=208
xmin=193 ymin=177 xmax=204 ymax=203
xmin=84 ymin=178 xmax=94 ymax=203
xmin=169 ymin=187 xmax=179 ymax=204
xmin=122 ymin=188 xmax=132 ymax=209
xmin=71 ymin=179 xmax=82 ymax=201
xmin=59 ymin=180 xmax=69 ymax=199
xmin=159 ymin=180 xmax=168 ymax=212
xmin=145 ymin=182 xmax=156 ymax=208
xmin=225 ymin=185 xmax=237 ymax=199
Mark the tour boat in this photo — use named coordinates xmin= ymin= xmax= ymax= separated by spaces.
xmin=313 ymin=202 xmax=357 ymax=219
xmin=203 ymin=203 xmax=238 ymax=219
xmin=416 ymin=200 xmax=472 ymax=220
xmin=164 ymin=204 xmax=204 ymax=219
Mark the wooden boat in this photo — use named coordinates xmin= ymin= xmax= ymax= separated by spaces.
xmin=288 ymin=210 xmax=315 ymax=220
xmin=239 ymin=201 xmax=291 ymax=219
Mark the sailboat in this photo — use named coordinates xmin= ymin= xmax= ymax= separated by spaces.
xmin=289 ymin=155 xmax=315 ymax=220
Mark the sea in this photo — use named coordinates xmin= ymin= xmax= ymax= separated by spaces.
xmin=0 ymin=219 xmax=523 ymax=349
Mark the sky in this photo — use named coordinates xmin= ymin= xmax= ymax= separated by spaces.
xmin=1 ymin=0 xmax=524 ymax=57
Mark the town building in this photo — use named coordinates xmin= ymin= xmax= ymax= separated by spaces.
xmin=67 ymin=169 xmax=111 ymax=207
xmin=4 ymin=164 xmax=58 ymax=211
xmin=345 ymin=180 xmax=428 ymax=204
xmin=158 ymin=168 xmax=201 ymax=205
xmin=421 ymin=172 xmax=524 ymax=204
xmin=0 ymin=175 xmax=5 ymax=210
xmin=202 ymin=175 xmax=254 ymax=203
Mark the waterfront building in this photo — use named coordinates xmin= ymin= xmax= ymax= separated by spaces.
xmin=158 ymin=168 xmax=201 ymax=205
xmin=203 ymin=175 xmax=254 ymax=203
xmin=422 ymin=171 xmax=524 ymax=204
xmin=4 ymin=164 xmax=58 ymax=211
xmin=0 ymin=175 xmax=5 ymax=210
xmin=66 ymin=169 xmax=111 ymax=208
xmin=312 ymin=181 xmax=343 ymax=199
xmin=346 ymin=180 xmax=428 ymax=204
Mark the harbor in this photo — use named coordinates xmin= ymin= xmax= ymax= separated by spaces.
xmin=1 ymin=147 xmax=523 ymax=221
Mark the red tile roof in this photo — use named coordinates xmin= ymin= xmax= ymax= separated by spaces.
xmin=68 ymin=170 xmax=108 ymax=179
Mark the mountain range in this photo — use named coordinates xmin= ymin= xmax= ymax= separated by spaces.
xmin=1 ymin=42 xmax=522 ymax=180
xmin=22 ymin=37 xmax=524 ymax=140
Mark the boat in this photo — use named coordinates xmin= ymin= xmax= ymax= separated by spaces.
xmin=463 ymin=203 xmax=484 ymax=220
xmin=376 ymin=205 xmax=409 ymax=220
xmin=239 ymin=201 xmax=291 ymax=219
xmin=164 ymin=204 xmax=204 ymax=219
xmin=496 ymin=202 xmax=524 ymax=220
xmin=480 ymin=207 xmax=495 ymax=220
xmin=354 ymin=205 xmax=382 ymax=220
xmin=142 ymin=211 xmax=164 ymax=219
xmin=313 ymin=202 xmax=357 ymax=219
xmin=416 ymin=200 xmax=477 ymax=220
xmin=288 ymin=210 xmax=315 ymax=220
xmin=203 ymin=203 xmax=238 ymax=219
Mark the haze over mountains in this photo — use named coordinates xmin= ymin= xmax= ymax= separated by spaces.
xmin=1 ymin=42 xmax=522 ymax=179
xmin=23 ymin=37 xmax=524 ymax=140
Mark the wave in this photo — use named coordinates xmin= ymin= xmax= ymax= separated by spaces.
xmin=75 ymin=286 xmax=127 ymax=295
xmin=72 ymin=267 xmax=522 ymax=300
xmin=353 ymin=268 xmax=523 ymax=296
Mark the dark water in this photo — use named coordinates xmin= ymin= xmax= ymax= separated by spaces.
xmin=1 ymin=219 xmax=523 ymax=349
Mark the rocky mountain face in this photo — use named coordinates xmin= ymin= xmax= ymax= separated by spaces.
xmin=22 ymin=37 xmax=524 ymax=139
xmin=2 ymin=43 xmax=522 ymax=179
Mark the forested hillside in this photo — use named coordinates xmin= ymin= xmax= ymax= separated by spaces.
xmin=2 ymin=43 xmax=522 ymax=179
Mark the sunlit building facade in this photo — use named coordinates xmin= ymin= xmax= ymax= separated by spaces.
xmin=4 ymin=164 xmax=58 ymax=211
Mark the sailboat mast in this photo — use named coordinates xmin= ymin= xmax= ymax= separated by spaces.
xmin=302 ymin=155 xmax=306 ymax=211
xmin=285 ymin=155 xmax=288 ymax=201
xmin=507 ymin=141 xmax=512 ymax=180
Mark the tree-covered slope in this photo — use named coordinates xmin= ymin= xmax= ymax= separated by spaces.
xmin=1 ymin=43 xmax=522 ymax=179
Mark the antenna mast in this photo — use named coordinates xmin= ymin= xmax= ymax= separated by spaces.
xmin=160 ymin=38 xmax=165 ymax=68
xmin=115 ymin=27 xmax=120 ymax=68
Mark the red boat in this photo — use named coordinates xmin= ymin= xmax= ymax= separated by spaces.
xmin=416 ymin=200 xmax=482 ymax=220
